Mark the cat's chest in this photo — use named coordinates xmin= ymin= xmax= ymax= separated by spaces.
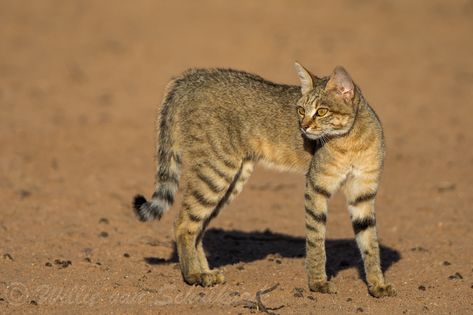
xmin=316 ymin=141 xmax=382 ymax=180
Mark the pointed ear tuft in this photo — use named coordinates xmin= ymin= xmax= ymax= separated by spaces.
xmin=325 ymin=66 xmax=355 ymax=101
xmin=294 ymin=62 xmax=314 ymax=95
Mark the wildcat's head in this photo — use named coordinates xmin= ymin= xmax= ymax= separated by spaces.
xmin=294 ymin=62 xmax=357 ymax=140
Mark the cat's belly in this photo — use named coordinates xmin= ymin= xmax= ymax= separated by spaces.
xmin=248 ymin=136 xmax=312 ymax=173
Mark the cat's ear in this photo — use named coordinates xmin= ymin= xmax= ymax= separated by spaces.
xmin=325 ymin=66 xmax=355 ymax=102
xmin=294 ymin=62 xmax=315 ymax=95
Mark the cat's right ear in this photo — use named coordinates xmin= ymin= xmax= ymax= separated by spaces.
xmin=294 ymin=62 xmax=314 ymax=95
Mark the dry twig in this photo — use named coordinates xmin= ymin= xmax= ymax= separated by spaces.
xmin=232 ymin=283 xmax=284 ymax=315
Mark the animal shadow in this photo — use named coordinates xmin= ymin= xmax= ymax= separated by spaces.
xmin=145 ymin=228 xmax=401 ymax=279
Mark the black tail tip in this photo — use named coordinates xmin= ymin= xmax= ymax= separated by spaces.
xmin=133 ymin=194 xmax=147 ymax=211
xmin=132 ymin=194 xmax=163 ymax=222
xmin=133 ymin=195 xmax=149 ymax=222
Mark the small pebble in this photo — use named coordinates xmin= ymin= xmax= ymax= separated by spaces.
xmin=437 ymin=182 xmax=455 ymax=192
xmin=99 ymin=217 xmax=109 ymax=224
xmin=347 ymin=298 xmax=353 ymax=302
xmin=442 ymin=261 xmax=451 ymax=266
xmin=54 ymin=259 xmax=72 ymax=268
xmin=418 ymin=285 xmax=426 ymax=291
xmin=356 ymin=307 xmax=364 ymax=313
xmin=3 ymin=253 xmax=13 ymax=261
xmin=293 ymin=287 xmax=304 ymax=298
xmin=411 ymin=246 xmax=428 ymax=252
xmin=19 ymin=190 xmax=31 ymax=198
xmin=275 ymin=259 xmax=282 ymax=264
xmin=123 ymin=253 xmax=130 ymax=258
xmin=307 ymin=295 xmax=316 ymax=301
xmin=45 ymin=262 xmax=52 ymax=267
xmin=30 ymin=300 xmax=38 ymax=306
xmin=237 ymin=265 xmax=245 ymax=271
xmin=99 ymin=231 xmax=109 ymax=238
xmin=448 ymin=272 xmax=463 ymax=280
xmin=84 ymin=257 xmax=92 ymax=263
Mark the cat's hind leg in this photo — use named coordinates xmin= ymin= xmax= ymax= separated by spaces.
xmin=224 ymin=159 xmax=254 ymax=205
xmin=193 ymin=159 xmax=254 ymax=277
xmin=195 ymin=159 xmax=254 ymax=283
xmin=175 ymin=157 xmax=244 ymax=286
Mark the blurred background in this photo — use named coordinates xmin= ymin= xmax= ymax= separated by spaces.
xmin=1 ymin=1 xmax=472 ymax=313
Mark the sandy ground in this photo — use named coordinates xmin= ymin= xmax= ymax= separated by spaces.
xmin=1 ymin=1 xmax=472 ymax=314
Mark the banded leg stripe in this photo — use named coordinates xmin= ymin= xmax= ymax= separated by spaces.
xmin=183 ymin=203 xmax=206 ymax=222
xmin=307 ymin=177 xmax=331 ymax=199
xmin=352 ymin=217 xmax=376 ymax=234
xmin=349 ymin=192 xmax=377 ymax=206
xmin=196 ymin=171 xmax=225 ymax=193
xmin=305 ymin=207 xmax=327 ymax=224
xmin=306 ymin=239 xmax=318 ymax=248
xmin=305 ymin=223 xmax=318 ymax=232
xmin=203 ymin=161 xmax=234 ymax=183
xmin=191 ymin=190 xmax=218 ymax=208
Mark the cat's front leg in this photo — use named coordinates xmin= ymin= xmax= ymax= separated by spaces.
xmin=304 ymin=173 xmax=337 ymax=294
xmin=343 ymin=174 xmax=396 ymax=298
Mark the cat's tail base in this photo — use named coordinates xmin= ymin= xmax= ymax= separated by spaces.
xmin=133 ymin=194 xmax=165 ymax=221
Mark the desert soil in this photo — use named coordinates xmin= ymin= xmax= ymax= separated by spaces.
xmin=1 ymin=1 xmax=472 ymax=314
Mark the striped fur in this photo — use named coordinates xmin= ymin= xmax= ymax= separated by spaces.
xmin=133 ymin=79 xmax=183 ymax=221
xmin=133 ymin=64 xmax=395 ymax=296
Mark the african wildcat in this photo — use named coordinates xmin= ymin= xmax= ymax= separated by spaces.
xmin=133 ymin=63 xmax=396 ymax=298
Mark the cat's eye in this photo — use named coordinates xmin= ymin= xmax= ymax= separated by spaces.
xmin=297 ymin=107 xmax=305 ymax=116
xmin=316 ymin=108 xmax=328 ymax=117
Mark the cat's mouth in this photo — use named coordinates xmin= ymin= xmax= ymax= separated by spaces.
xmin=300 ymin=128 xmax=324 ymax=140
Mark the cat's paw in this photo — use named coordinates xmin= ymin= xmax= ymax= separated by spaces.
xmin=185 ymin=270 xmax=226 ymax=287
xmin=308 ymin=280 xmax=337 ymax=294
xmin=368 ymin=283 xmax=397 ymax=298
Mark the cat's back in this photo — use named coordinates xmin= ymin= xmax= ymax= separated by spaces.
xmin=169 ymin=68 xmax=299 ymax=103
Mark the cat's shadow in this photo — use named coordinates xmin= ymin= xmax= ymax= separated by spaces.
xmin=145 ymin=228 xmax=401 ymax=280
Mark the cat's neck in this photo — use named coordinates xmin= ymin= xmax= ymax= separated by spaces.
xmin=326 ymin=98 xmax=382 ymax=152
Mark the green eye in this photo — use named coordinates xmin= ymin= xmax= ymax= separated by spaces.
xmin=297 ymin=107 xmax=305 ymax=115
xmin=316 ymin=108 xmax=328 ymax=117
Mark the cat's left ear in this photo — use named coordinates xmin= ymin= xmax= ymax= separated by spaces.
xmin=325 ymin=66 xmax=355 ymax=102
xmin=294 ymin=62 xmax=315 ymax=95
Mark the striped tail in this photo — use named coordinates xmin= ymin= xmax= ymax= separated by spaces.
xmin=133 ymin=80 xmax=182 ymax=221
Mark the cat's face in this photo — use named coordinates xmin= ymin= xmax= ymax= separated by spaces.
xmin=296 ymin=88 xmax=356 ymax=140
xmin=294 ymin=63 xmax=356 ymax=140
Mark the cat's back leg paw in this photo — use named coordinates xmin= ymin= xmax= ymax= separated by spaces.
xmin=308 ymin=280 xmax=337 ymax=294
xmin=185 ymin=270 xmax=226 ymax=287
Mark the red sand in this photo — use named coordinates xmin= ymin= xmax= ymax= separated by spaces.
xmin=1 ymin=1 xmax=472 ymax=314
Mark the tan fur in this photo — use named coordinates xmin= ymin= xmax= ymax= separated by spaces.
xmin=134 ymin=64 xmax=395 ymax=297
